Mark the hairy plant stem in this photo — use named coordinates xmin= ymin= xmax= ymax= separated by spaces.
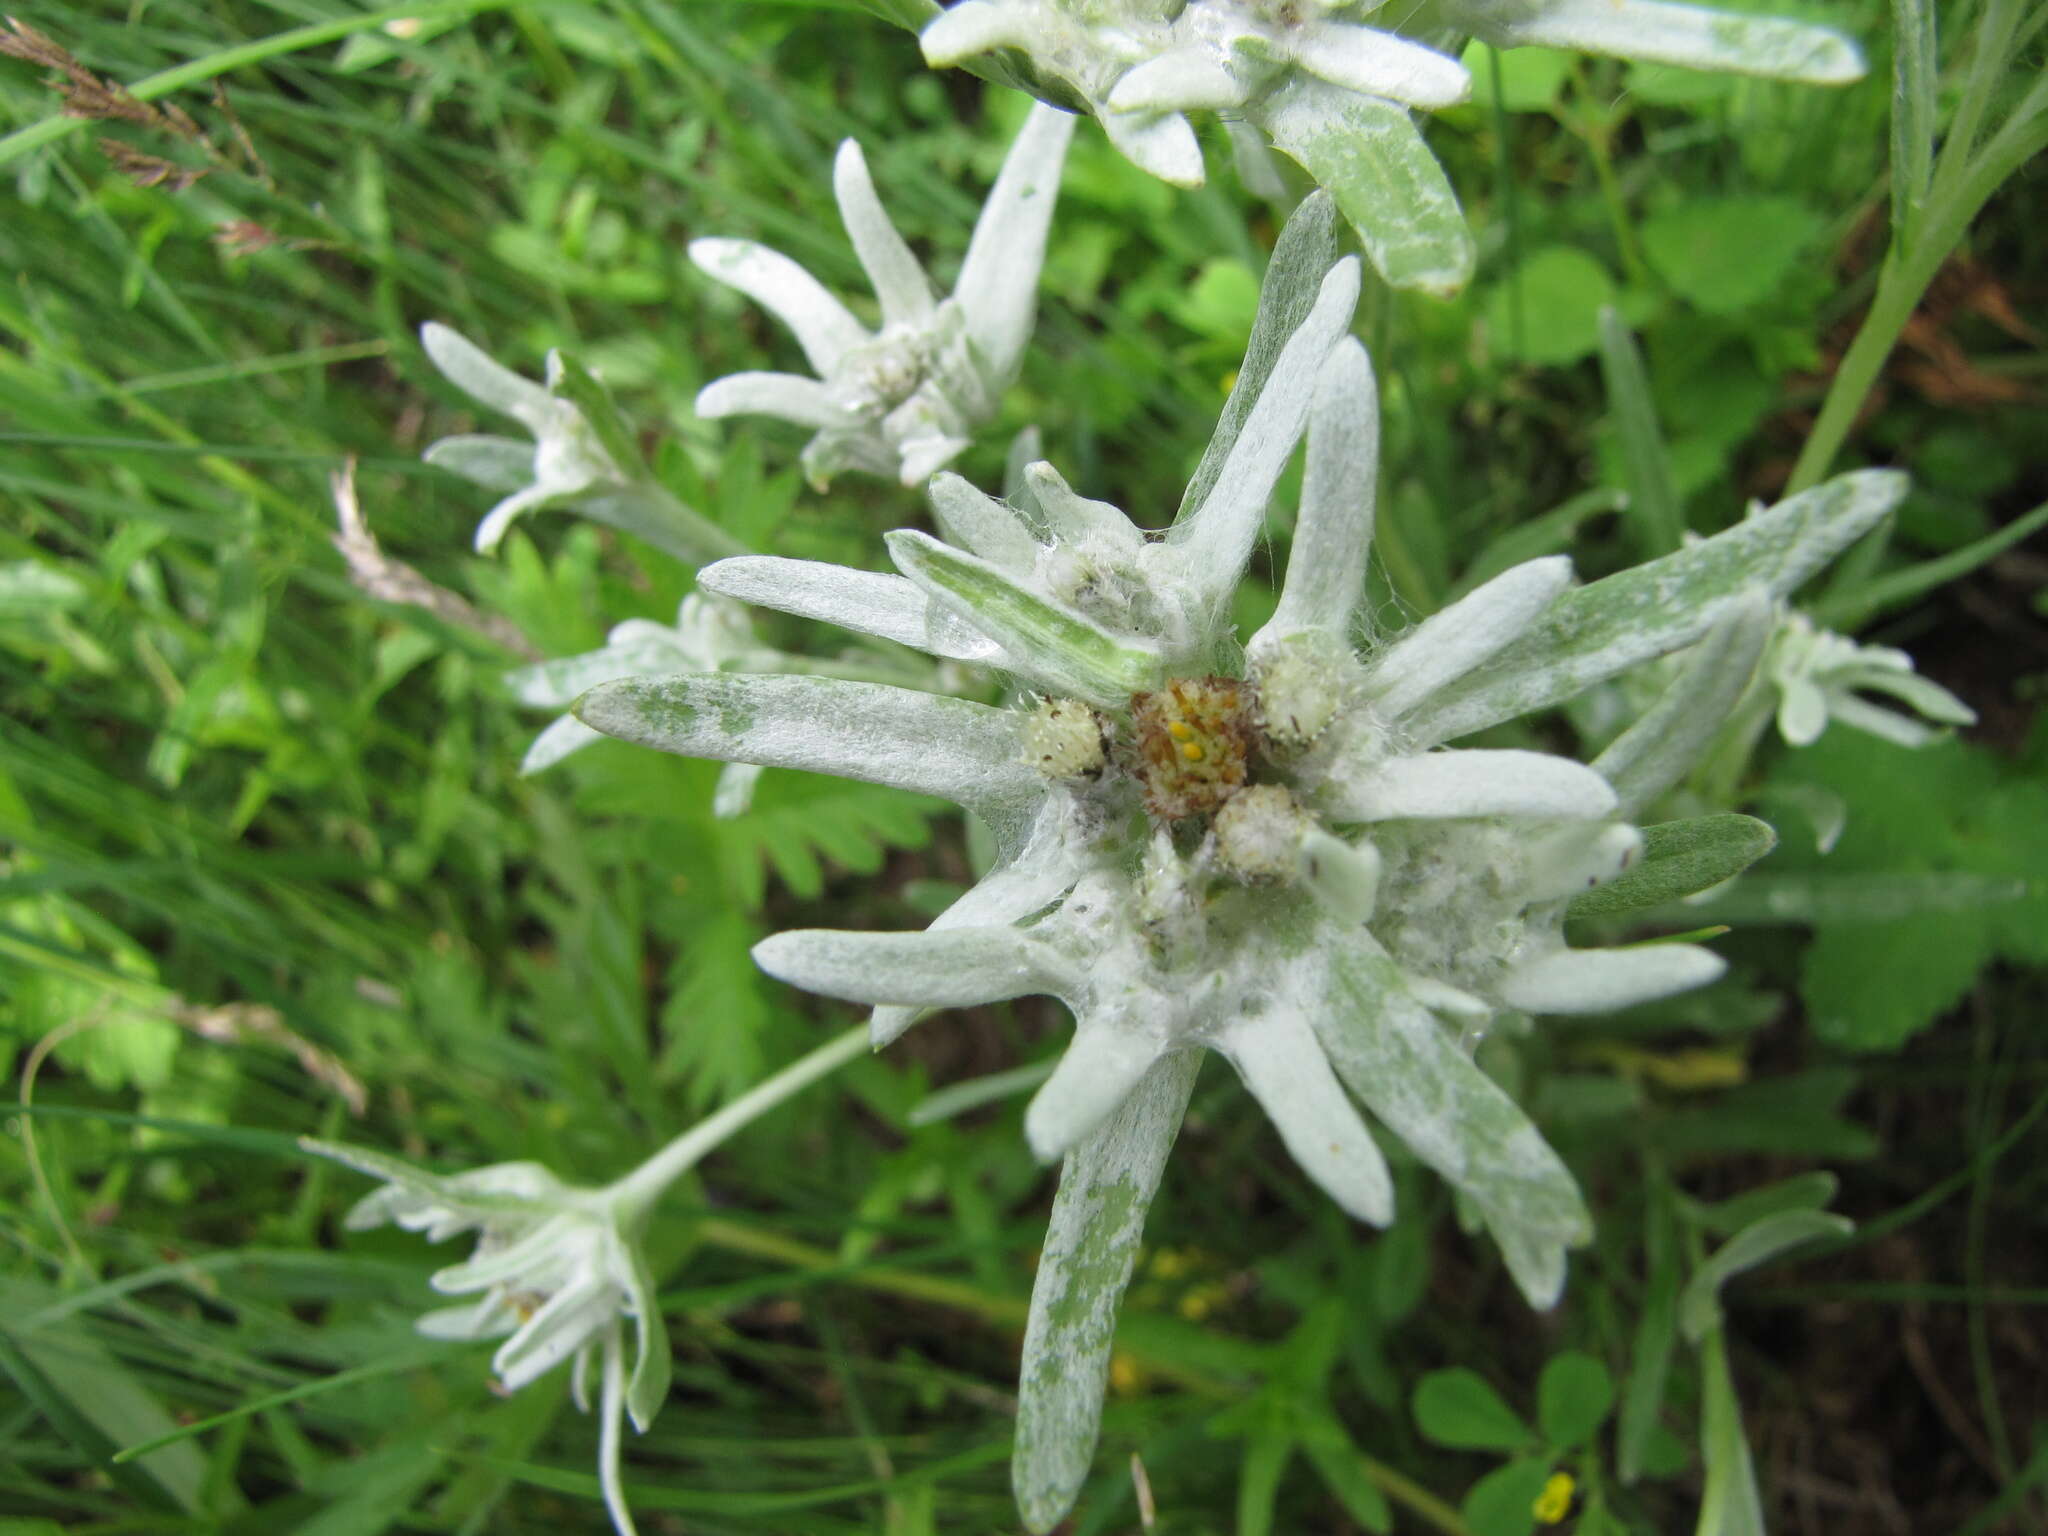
xmin=608 ymin=1024 xmax=871 ymax=1225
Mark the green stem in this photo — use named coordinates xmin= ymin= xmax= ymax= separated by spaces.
xmin=0 ymin=0 xmax=557 ymax=171
xmin=608 ymin=1024 xmax=870 ymax=1222
xmin=1784 ymin=20 xmax=2048 ymax=495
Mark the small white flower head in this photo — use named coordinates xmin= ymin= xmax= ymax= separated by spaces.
xmin=692 ymin=103 xmax=1076 ymax=489
xmin=1767 ymin=609 xmax=1974 ymax=748
xmin=574 ymin=195 xmax=1907 ymax=1532
xmin=304 ymin=1139 xmax=669 ymax=1536
xmin=419 ymin=323 xmax=630 ymax=554
xmin=921 ymin=0 xmax=1861 ymax=291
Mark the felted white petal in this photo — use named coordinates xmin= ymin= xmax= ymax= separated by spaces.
xmin=415 ymin=1294 xmax=519 ymax=1341
xmin=1474 ymin=0 xmax=1865 ymax=83
xmin=696 ymin=372 xmax=857 ymax=430
xmin=754 ymin=926 xmax=1082 ymax=1009
xmin=1324 ymin=749 xmax=1618 ymax=823
xmin=423 ymin=434 xmax=534 ymax=491
xmin=421 ymin=323 xmax=552 ymax=424
xmin=1015 ymin=1051 xmax=1199 ymax=1533
xmin=575 ymin=674 xmax=1042 ymax=833
xmin=1403 ymin=974 xmax=1491 ymax=1020
xmin=1024 ymin=1020 xmax=1172 ymax=1163
xmin=928 ymin=471 xmax=1041 ymax=571
xmin=1290 ymin=22 xmax=1470 ymax=110
xmin=1168 ymin=258 xmax=1362 ymax=615
xmin=1826 ymin=694 xmax=1939 ymax=748
xmin=1257 ymin=338 xmax=1378 ymax=645
xmin=1299 ymin=827 xmax=1381 ymax=923
xmin=1098 ymin=106 xmax=1206 ymax=188
xmin=920 ymin=0 xmax=1027 ymax=64
xmin=1409 ymin=470 xmax=1906 ymax=744
xmin=955 ymin=103 xmax=1075 ymax=382
xmin=430 ymin=1215 xmax=576 ymax=1295
xmin=1362 ymin=556 xmax=1574 ymax=720
xmin=712 ymin=762 xmax=763 ymax=819
xmin=521 ymin=715 xmax=603 ymax=775
xmin=1108 ymin=50 xmax=1248 ymax=113
xmin=1498 ymin=944 xmax=1727 ymax=1015
xmin=1593 ymin=591 xmax=1773 ymax=818
xmin=618 ymin=1241 xmax=671 ymax=1432
xmin=596 ymin=1327 xmax=640 ymax=1536
xmin=1023 ymin=462 xmax=1145 ymax=558
xmin=493 ymin=1271 xmax=615 ymax=1392
xmin=1520 ymin=823 xmax=1644 ymax=903
xmin=895 ymin=432 xmax=972 ymax=487
xmin=697 ymin=555 xmax=999 ymax=664
xmin=473 ymin=482 xmax=557 ymax=554
xmin=689 ymin=238 xmax=869 ymax=375
xmin=870 ymin=807 xmax=1088 ymax=1046
xmin=833 ymin=139 xmax=936 ymax=330
xmin=1217 ymin=1009 xmax=1393 ymax=1226
xmin=1851 ymin=667 xmax=1975 ymax=725
xmin=1775 ymin=676 xmax=1830 ymax=746
xmin=887 ymin=528 xmax=1166 ymax=706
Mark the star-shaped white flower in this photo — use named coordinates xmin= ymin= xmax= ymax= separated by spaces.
xmin=573 ymin=195 xmax=1905 ymax=1531
xmin=419 ymin=323 xmax=747 ymax=565
xmin=692 ymin=103 xmax=1075 ymax=488
xmin=1768 ymin=609 xmax=1974 ymax=748
xmin=303 ymin=1141 xmax=668 ymax=1536
xmin=920 ymin=0 xmax=1862 ymax=291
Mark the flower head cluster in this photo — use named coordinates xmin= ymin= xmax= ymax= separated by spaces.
xmin=1767 ymin=608 xmax=1975 ymax=748
xmin=573 ymin=194 xmax=1905 ymax=1530
xmin=692 ymin=103 xmax=1074 ymax=488
xmin=922 ymin=0 xmax=1861 ymax=289
xmin=420 ymin=323 xmax=746 ymax=568
xmin=304 ymin=1140 xmax=667 ymax=1536
xmin=421 ymin=322 xmax=629 ymax=553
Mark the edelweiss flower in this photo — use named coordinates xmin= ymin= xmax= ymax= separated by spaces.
xmin=1767 ymin=609 xmax=1974 ymax=748
xmin=921 ymin=0 xmax=1861 ymax=290
xmin=302 ymin=1141 xmax=668 ymax=1536
xmin=420 ymin=322 xmax=746 ymax=565
xmin=573 ymin=195 xmax=1904 ymax=1531
xmin=691 ymin=103 xmax=1075 ymax=488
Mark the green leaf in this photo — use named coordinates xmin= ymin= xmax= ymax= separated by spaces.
xmin=1413 ymin=469 xmax=1907 ymax=743
xmin=1688 ymin=1172 xmax=1840 ymax=1237
xmin=0 ymin=1279 xmax=206 ymax=1514
xmin=1260 ymin=81 xmax=1474 ymax=295
xmin=1617 ymin=1186 xmax=1681 ymax=1484
xmin=886 ymin=530 xmax=1164 ymax=707
xmin=1695 ymin=1332 xmax=1766 ymax=1536
xmin=1654 ymin=1069 xmax=1878 ymax=1162
xmin=1487 ymin=248 xmax=1615 ymax=365
xmin=1642 ymin=196 xmax=1824 ymax=314
xmin=1460 ymin=1456 xmax=1553 ymax=1536
xmin=1013 ymin=1052 xmax=1201 ymax=1534
xmin=1679 ymin=1210 xmax=1853 ymax=1344
xmin=1537 ymin=1352 xmax=1614 ymax=1449
xmin=0 ymin=561 xmax=89 ymax=619
xmin=1413 ymin=1368 xmax=1533 ymax=1451
xmin=1297 ymin=1410 xmax=1393 ymax=1532
xmin=1236 ymin=1417 xmax=1296 ymax=1536
xmin=1569 ymin=816 xmax=1778 ymax=920
xmin=1596 ymin=307 xmax=1682 ymax=555
xmin=1889 ymin=0 xmax=1937 ymax=243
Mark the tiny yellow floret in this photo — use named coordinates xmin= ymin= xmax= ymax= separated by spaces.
xmin=1181 ymin=741 xmax=1204 ymax=762
xmin=1532 ymin=1471 xmax=1574 ymax=1524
